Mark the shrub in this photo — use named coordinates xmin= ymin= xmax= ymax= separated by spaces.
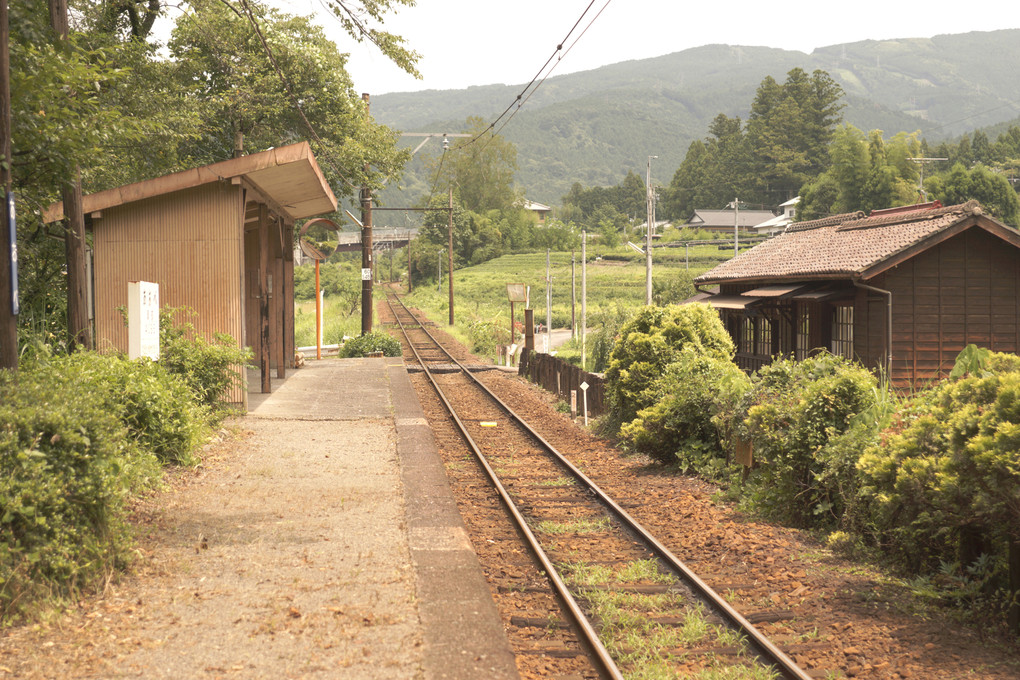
xmin=158 ymin=307 xmax=252 ymax=409
xmin=586 ymin=304 xmax=631 ymax=373
xmin=61 ymin=352 xmax=209 ymax=466
xmin=339 ymin=331 xmax=402 ymax=358
xmin=652 ymin=269 xmax=696 ymax=306
xmin=0 ymin=360 xmax=160 ymax=619
xmin=621 ymin=349 xmax=749 ymax=472
xmin=736 ymin=353 xmax=878 ymax=527
xmin=467 ymin=318 xmax=503 ymax=355
xmin=858 ymin=352 xmax=1020 ymax=597
xmin=605 ymin=303 xmax=733 ymax=427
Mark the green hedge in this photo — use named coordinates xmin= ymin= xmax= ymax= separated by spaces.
xmin=159 ymin=308 xmax=252 ymax=409
xmin=605 ymin=303 xmax=734 ymax=427
xmin=0 ymin=357 xmax=162 ymax=619
xmin=339 ymin=331 xmax=402 ymax=358
xmin=621 ymin=349 xmax=749 ymax=472
xmin=606 ymin=336 xmax=1020 ymax=630
xmin=0 ymin=310 xmax=244 ymax=620
xmin=735 ymin=354 xmax=878 ymax=527
xmin=857 ymin=350 xmax=1020 ymax=623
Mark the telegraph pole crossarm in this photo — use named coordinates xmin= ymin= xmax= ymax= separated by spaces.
xmin=908 ymin=157 xmax=949 ymax=201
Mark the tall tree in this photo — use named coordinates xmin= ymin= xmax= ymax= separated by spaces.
xmin=9 ymin=0 xmax=418 ymax=349
xmin=926 ymin=163 xmax=1020 ymax=226
xmin=745 ymin=68 xmax=844 ymax=203
xmin=798 ymin=126 xmax=924 ymax=220
xmin=661 ymin=113 xmax=749 ymax=219
xmin=166 ymin=0 xmax=408 ymax=193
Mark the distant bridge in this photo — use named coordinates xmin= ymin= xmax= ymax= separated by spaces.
xmin=334 ymin=227 xmax=419 ymax=253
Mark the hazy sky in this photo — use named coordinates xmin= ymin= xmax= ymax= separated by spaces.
xmin=285 ymin=0 xmax=1019 ymax=95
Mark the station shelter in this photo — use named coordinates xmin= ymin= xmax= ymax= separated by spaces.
xmin=43 ymin=141 xmax=338 ymax=408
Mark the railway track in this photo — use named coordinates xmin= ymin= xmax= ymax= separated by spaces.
xmin=385 ymin=293 xmax=822 ymax=680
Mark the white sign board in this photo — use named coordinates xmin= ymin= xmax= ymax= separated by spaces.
xmin=361 ymin=267 xmax=372 ymax=281
xmin=128 ymin=281 xmax=160 ymax=360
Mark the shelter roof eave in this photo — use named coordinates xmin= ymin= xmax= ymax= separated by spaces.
xmin=696 ymin=271 xmax=860 ymax=287
xmin=43 ymin=141 xmax=337 ymax=224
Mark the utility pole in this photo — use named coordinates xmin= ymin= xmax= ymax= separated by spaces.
xmin=0 ymin=0 xmax=16 ymax=369
xmin=570 ymin=253 xmax=576 ymax=339
xmin=545 ymin=249 xmax=551 ymax=354
xmin=50 ymin=0 xmax=90 ymax=350
xmin=733 ymin=197 xmax=739 ymax=257
xmin=909 ymin=157 xmax=948 ymax=201
xmin=645 ymin=155 xmax=657 ymax=305
xmin=360 ymin=93 xmax=373 ymax=335
xmin=581 ymin=232 xmax=587 ymax=371
xmin=447 ymin=187 xmax=454 ymax=325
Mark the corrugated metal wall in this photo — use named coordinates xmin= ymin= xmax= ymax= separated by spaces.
xmin=93 ymin=182 xmax=246 ymax=402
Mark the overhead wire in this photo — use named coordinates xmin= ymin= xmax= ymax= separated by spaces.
xmin=424 ymin=146 xmax=448 ymax=211
xmin=486 ymin=0 xmax=612 ymax=145
xmin=453 ymin=0 xmax=611 ymax=152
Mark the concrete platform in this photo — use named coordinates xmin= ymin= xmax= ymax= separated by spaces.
xmin=248 ymin=358 xmax=519 ymax=679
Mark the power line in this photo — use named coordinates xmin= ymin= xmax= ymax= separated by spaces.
xmin=425 ymin=146 xmax=447 ymax=208
xmin=455 ymin=0 xmax=612 ymax=152
xmin=487 ymin=0 xmax=612 ymax=145
xmin=219 ymin=0 xmax=361 ymax=193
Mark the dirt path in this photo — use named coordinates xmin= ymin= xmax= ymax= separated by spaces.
xmin=0 ymin=362 xmax=423 ymax=679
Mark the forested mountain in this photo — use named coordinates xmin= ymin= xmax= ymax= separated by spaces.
xmin=372 ymin=30 xmax=1020 ymax=207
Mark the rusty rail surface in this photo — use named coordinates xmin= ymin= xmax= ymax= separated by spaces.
xmin=387 ymin=294 xmax=815 ymax=680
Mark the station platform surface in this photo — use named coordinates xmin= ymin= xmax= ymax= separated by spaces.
xmin=246 ymin=357 xmax=519 ymax=679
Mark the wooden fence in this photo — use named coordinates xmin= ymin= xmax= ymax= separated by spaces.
xmin=518 ymin=349 xmax=606 ymax=417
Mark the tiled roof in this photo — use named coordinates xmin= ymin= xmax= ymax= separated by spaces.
xmin=690 ymin=209 xmax=778 ymax=228
xmin=695 ymin=201 xmax=1012 ymax=284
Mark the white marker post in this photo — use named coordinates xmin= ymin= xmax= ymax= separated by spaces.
xmin=580 ymin=380 xmax=589 ymax=427
xmin=128 ymin=281 xmax=159 ymax=360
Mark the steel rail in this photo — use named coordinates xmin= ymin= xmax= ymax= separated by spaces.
xmin=388 ymin=294 xmax=814 ymax=680
xmin=385 ymin=295 xmax=624 ymax=680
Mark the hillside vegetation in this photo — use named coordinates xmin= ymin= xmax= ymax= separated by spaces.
xmin=374 ymin=30 xmax=1020 ymax=206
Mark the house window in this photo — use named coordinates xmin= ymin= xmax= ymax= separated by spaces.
xmin=740 ymin=317 xmax=754 ymax=354
xmin=831 ymin=304 xmax=854 ymax=360
xmin=795 ymin=306 xmax=810 ymax=360
xmin=756 ymin=317 xmax=772 ymax=357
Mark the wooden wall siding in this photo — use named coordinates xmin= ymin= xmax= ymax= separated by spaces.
xmin=853 ymin=288 xmax=888 ymax=376
xmin=93 ymin=182 xmax=246 ymax=402
xmin=878 ymin=228 xmax=1020 ymax=388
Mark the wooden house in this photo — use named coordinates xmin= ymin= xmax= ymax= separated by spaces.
xmin=693 ymin=201 xmax=1020 ymax=388
xmin=43 ymin=142 xmax=338 ymax=407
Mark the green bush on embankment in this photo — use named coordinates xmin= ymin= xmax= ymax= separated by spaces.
xmin=0 ymin=313 xmax=247 ymax=621
xmin=607 ymin=329 xmax=1020 ymax=632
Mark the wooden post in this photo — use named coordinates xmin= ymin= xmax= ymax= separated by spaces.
xmin=360 ymin=93 xmax=373 ymax=335
xmin=406 ymin=240 xmax=413 ymax=293
xmin=276 ymin=218 xmax=286 ymax=380
xmin=284 ymin=222 xmax=295 ymax=368
xmin=315 ymin=259 xmax=321 ymax=360
xmin=258 ymin=204 xmax=271 ymax=393
xmin=0 ymin=0 xmax=15 ymax=370
xmin=50 ymin=0 xmax=90 ymax=350
xmin=524 ymin=308 xmax=535 ymax=351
